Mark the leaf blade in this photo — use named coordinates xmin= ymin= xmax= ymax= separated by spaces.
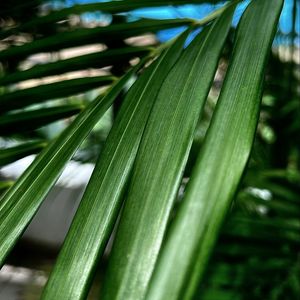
xmin=0 ymin=46 xmax=150 ymax=86
xmin=0 ymin=0 xmax=223 ymax=39
xmin=0 ymin=19 xmax=192 ymax=61
xmin=145 ymin=1 xmax=284 ymax=299
xmin=41 ymin=29 xmax=190 ymax=300
xmin=0 ymin=104 xmax=83 ymax=135
xmin=0 ymin=141 xmax=46 ymax=167
xmin=0 ymin=65 xmax=138 ymax=266
xmin=0 ymin=76 xmax=114 ymax=113
xmin=100 ymin=4 xmax=236 ymax=300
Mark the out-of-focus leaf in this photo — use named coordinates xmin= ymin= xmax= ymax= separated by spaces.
xmin=0 ymin=104 xmax=83 ymax=135
xmin=145 ymin=1 xmax=284 ymax=300
xmin=0 ymin=181 xmax=14 ymax=193
xmin=42 ymin=29 xmax=190 ymax=300
xmin=243 ymin=193 xmax=300 ymax=218
xmin=0 ymin=0 xmax=224 ymax=39
xmin=0 ymin=62 xmax=139 ymax=266
xmin=0 ymin=46 xmax=151 ymax=86
xmin=0 ymin=141 xmax=47 ymax=167
xmin=0 ymin=76 xmax=114 ymax=113
xmin=0 ymin=141 xmax=46 ymax=167
xmin=0 ymin=18 xmax=192 ymax=61
xmin=100 ymin=4 xmax=236 ymax=300
xmin=216 ymin=239 xmax=295 ymax=258
xmin=223 ymin=217 xmax=300 ymax=245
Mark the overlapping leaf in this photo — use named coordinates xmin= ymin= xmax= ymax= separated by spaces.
xmin=0 ymin=76 xmax=114 ymax=113
xmin=145 ymin=1 xmax=284 ymax=299
xmin=0 ymin=0 xmax=223 ymax=39
xmin=0 ymin=46 xmax=150 ymax=86
xmin=41 ymin=29 xmax=189 ymax=300
xmin=100 ymin=4 xmax=236 ymax=300
xmin=0 ymin=104 xmax=83 ymax=135
xmin=0 ymin=18 xmax=192 ymax=61
xmin=0 ymin=141 xmax=46 ymax=167
xmin=0 ymin=62 xmax=140 ymax=266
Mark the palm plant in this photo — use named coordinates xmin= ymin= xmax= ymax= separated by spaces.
xmin=0 ymin=0 xmax=299 ymax=299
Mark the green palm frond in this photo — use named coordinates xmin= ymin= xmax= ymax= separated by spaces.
xmin=0 ymin=0 xmax=298 ymax=299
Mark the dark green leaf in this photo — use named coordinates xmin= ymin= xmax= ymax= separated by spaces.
xmin=0 ymin=18 xmax=192 ymax=61
xmin=0 ymin=63 xmax=139 ymax=266
xmin=0 ymin=76 xmax=114 ymax=113
xmin=0 ymin=0 xmax=223 ymax=39
xmin=0 ymin=141 xmax=46 ymax=167
xmin=0 ymin=104 xmax=83 ymax=135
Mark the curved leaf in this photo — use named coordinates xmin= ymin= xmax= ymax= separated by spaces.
xmin=0 ymin=0 xmax=222 ymax=39
xmin=41 ymin=29 xmax=189 ymax=300
xmin=0 ymin=46 xmax=151 ymax=86
xmin=100 ymin=4 xmax=236 ymax=300
xmin=0 ymin=104 xmax=83 ymax=135
xmin=145 ymin=1 xmax=284 ymax=299
xmin=0 ymin=76 xmax=114 ymax=113
xmin=0 ymin=18 xmax=192 ymax=61
xmin=0 ymin=63 xmax=139 ymax=266
xmin=0 ymin=141 xmax=46 ymax=167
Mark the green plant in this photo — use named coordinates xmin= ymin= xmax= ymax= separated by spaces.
xmin=0 ymin=0 xmax=299 ymax=299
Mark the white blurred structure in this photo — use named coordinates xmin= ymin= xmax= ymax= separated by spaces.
xmin=1 ymin=155 xmax=95 ymax=247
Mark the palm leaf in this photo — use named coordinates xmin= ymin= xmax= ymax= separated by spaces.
xmin=0 ymin=0 xmax=223 ymax=39
xmin=0 ymin=46 xmax=150 ymax=86
xmin=0 ymin=76 xmax=114 ymax=113
xmin=145 ymin=1 xmax=284 ymax=299
xmin=0 ymin=0 xmax=295 ymax=299
xmin=0 ymin=141 xmax=46 ymax=167
xmin=100 ymin=4 xmax=236 ymax=300
xmin=0 ymin=104 xmax=83 ymax=135
xmin=0 ymin=18 xmax=192 ymax=61
xmin=41 ymin=29 xmax=189 ymax=300
xmin=0 ymin=61 xmax=142 ymax=266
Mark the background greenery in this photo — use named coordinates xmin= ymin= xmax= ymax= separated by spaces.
xmin=0 ymin=0 xmax=299 ymax=299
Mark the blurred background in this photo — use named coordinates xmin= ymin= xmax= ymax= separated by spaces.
xmin=0 ymin=0 xmax=299 ymax=299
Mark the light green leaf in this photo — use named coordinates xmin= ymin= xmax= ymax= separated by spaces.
xmin=100 ymin=4 xmax=236 ymax=300
xmin=0 ymin=46 xmax=151 ymax=86
xmin=145 ymin=1 xmax=284 ymax=299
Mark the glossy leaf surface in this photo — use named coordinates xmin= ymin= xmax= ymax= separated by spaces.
xmin=145 ymin=1 xmax=284 ymax=299
xmin=41 ymin=30 xmax=189 ymax=300
xmin=101 ymin=5 xmax=236 ymax=300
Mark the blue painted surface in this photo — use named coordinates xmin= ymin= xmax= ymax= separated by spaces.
xmin=51 ymin=0 xmax=300 ymax=45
